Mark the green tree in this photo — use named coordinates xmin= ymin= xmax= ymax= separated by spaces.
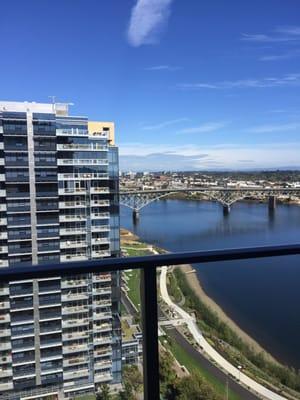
xmin=174 ymin=373 xmax=222 ymax=400
xmin=96 ymin=383 xmax=111 ymax=400
xmin=123 ymin=365 xmax=143 ymax=395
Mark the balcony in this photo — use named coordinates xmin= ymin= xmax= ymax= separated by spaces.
xmin=91 ymin=200 xmax=110 ymax=207
xmin=0 ymin=286 xmax=9 ymax=295
xmin=60 ymin=227 xmax=86 ymax=236
xmin=59 ymin=200 xmax=86 ymax=209
xmin=0 ymin=245 xmax=299 ymax=400
xmin=0 ymin=246 xmax=8 ymax=254
xmin=94 ymin=323 xmax=112 ymax=333
xmin=62 ymin=305 xmax=89 ymax=315
xmin=63 ymin=368 xmax=89 ymax=380
xmin=57 ymin=143 xmax=107 ymax=151
xmin=0 ymin=232 xmax=8 ymax=240
xmin=59 ymin=214 xmax=86 ymax=223
xmin=60 ymin=240 xmax=86 ymax=250
xmin=58 ymin=172 xmax=109 ymax=181
xmin=61 ymin=254 xmax=87 ymax=263
xmin=0 ymin=342 xmax=11 ymax=351
xmin=0 ymin=301 xmax=10 ymax=309
xmin=0 ymin=329 xmax=11 ymax=338
xmin=63 ymin=344 xmax=89 ymax=355
xmin=90 ymin=187 xmax=110 ymax=194
xmin=62 ymin=331 xmax=89 ymax=341
xmin=93 ymin=312 xmax=112 ymax=321
xmin=93 ymin=274 xmax=111 ymax=283
xmin=61 ymin=279 xmax=88 ymax=289
xmin=91 ymin=237 xmax=110 ymax=245
xmin=57 ymin=159 xmax=108 ymax=166
xmin=0 ymin=382 xmax=13 ymax=391
xmin=93 ymin=288 xmax=111 ymax=296
xmin=62 ymin=319 xmax=89 ymax=329
xmin=61 ymin=292 xmax=88 ymax=302
xmin=0 ymin=368 xmax=13 ymax=378
xmin=58 ymin=187 xmax=86 ymax=195
xmin=94 ymin=359 xmax=112 ymax=370
xmin=56 ymin=128 xmax=88 ymax=137
xmin=0 ymin=314 xmax=10 ymax=324
xmin=93 ymin=336 xmax=112 ymax=346
xmin=91 ymin=225 xmax=110 ymax=233
xmin=91 ymin=212 xmax=110 ymax=220
xmin=91 ymin=250 xmax=111 ymax=258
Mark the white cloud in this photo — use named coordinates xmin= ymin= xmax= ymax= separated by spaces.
xmin=260 ymin=49 xmax=300 ymax=61
xmin=178 ymin=73 xmax=300 ymax=90
xmin=241 ymin=26 xmax=300 ymax=43
xmin=247 ymin=122 xmax=300 ymax=133
xmin=142 ymin=118 xmax=189 ymax=130
xmin=127 ymin=0 xmax=173 ymax=47
xmin=119 ymin=142 xmax=300 ymax=171
xmin=146 ymin=65 xmax=180 ymax=71
xmin=177 ymin=122 xmax=227 ymax=134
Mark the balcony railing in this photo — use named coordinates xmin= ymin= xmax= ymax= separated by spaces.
xmin=0 ymin=244 xmax=299 ymax=399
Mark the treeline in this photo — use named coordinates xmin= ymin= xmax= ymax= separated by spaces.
xmin=160 ymin=351 xmax=222 ymax=400
xmin=173 ymin=268 xmax=300 ymax=393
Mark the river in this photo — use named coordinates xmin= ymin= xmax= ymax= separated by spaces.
xmin=120 ymin=199 xmax=300 ymax=369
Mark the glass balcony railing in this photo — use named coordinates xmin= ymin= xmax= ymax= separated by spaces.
xmin=0 ymin=244 xmax=299 ymax=400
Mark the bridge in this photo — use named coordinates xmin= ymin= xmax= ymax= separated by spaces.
xmin=119 ymin=187 xmax=300 ymax=220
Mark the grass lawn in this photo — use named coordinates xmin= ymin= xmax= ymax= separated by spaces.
xmin=125 ymin=268 xmax=141 ymax=310
xmin=163 ymin=336 xmax=241 ymax=400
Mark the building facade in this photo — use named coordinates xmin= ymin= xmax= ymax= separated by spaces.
xmin=0 ymin=101 xmax=121 ymax=398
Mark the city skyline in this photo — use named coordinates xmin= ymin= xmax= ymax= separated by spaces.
xmin=1 ymin=0 xmax=300 ymax=170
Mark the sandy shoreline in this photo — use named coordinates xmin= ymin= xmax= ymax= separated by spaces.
xmin=178 ymin=263 xmax=279 ymax=364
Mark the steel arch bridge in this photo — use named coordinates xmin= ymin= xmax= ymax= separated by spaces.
xmin=119 ymin=187 xmax=300 ymax=215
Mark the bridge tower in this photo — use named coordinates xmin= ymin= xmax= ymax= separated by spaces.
xmin=133 ymin=209 xmax=140 ymax=223
xmin=223 ymin=204 xmax=231 ymax=215
xmin=268 ymin=196 xmax=276 ymax=211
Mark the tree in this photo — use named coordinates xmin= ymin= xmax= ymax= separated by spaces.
xmin=174 ymin=374 xmax=222 ymax=400
xmin=123 ymin=365 xmax=143 ymax=395
xmin=96 ymin=383 xmax=111 ymax=400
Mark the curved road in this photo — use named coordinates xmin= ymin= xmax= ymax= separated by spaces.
xmin=160 ymin=266 xmax=287 ymax=400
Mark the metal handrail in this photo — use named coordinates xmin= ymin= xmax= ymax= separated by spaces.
xmin=0 ymin=243 xmax=300 ymax=400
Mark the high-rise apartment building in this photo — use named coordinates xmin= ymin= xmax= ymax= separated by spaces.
xmin=0 ymin=101 xmax=121 ymax=399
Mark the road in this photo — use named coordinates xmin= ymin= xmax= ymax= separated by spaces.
xmin=160 ymin=266 xmax=287 ymax=400
xmin=166 ymin=327 xmax=259 ymax=400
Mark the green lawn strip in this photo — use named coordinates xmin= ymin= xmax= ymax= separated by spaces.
xmin=164 ymin=337 xmax=241 ymax=400
xmin=125 ymin=269 xmax=141 ymax=310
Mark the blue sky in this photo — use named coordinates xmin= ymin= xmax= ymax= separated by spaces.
xmin=1 ymin=0 xmax=300 ymax=171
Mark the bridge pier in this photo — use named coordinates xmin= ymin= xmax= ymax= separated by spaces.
xmin=223 ymin=204 xmax=231 ymax=216
xmin=268 ymin=196 xmax=276 ymax=211
xmin=133 ymin=209 xmax=140 ymax=223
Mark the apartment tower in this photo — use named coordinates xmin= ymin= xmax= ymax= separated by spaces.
xmin=0 ymin=101 xmax=121 ymax=398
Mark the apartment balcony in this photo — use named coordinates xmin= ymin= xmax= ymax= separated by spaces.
xmin=93 ymin=312 xmax=112 ymax=321
xmin=92 ymin=274 xmax=111 ymax=283
xmin=58 ymin=187 xmax=86 ymax=195
xmin=63 ymin=357 xmax=88 ymax=367
xmin=0 ymin=246 xmax=8 ymax=254
xmin=59 ymin=200 xmax=86 ymax=209
xmin=0 ymin=159 xmax=4 ymax=166
xmin=0 ymin=232 xmax=7 ymax=240
xmin=91 ymin=225 xmax=110 ymax=233
xmin=0 ymin=286 xmax=9 ymax=295
xmin=61 ymin=292 xmax=88 ymax=302
xmin=0 ymin=342 xmax=11 ymax=351
xmin=94 ymin=372 xmax=112 ymax=383
xmin=94 ymin=323 xmax=112 ymax=334
xmin=0 ymin=314 xmax=10 ymax=324
xmin=91 ymin=237 xmax=110 ymax=245
xmin=60 ymin=240 xmax=86 ymax=250
xmin=93 ymin=288 xmax=111 ymax=296
xmin=0 ymin=190 xmax=6 ymax=197
xmin=61 ymin=279 xmax=88 ymax=289
xmin=0 ymin=368 xmax=13 ymax=378
xmin=92 ymin=250 xmax=111 ymax=258
xmin=0 ymin=329 xmax=11 ymax=338
xmin=0 ymin=301 xmax=10 ymax=309
xmin=0 ymin=355 xmax=12 ymax=365
xmin=94 ymin=347 xmax=112 ymax=358
xmin=57 ymin=159 xmax=108 ymax=166
xmin=61 ymin=254 xmax=87 ymax=263
xmin=56 ymin=128 xmax=89 ymax=137
xmin=94 ymin=299 xmax=112 ymax=308
xmin=63 ymin=368 xmax=89 ymax=380
xmin=0 ymin=217 xmax=7 ymax=225
xmin=90 ymin=200 xmax=110 ymax=207
xmin=90 ymin=187 xmax=110 ymax=194
xmin=60 ymin=227 xmax=86 ymax=236
xmin=62 ymin=305 xmax=89 ymax=315
xmin=63 ymin=343 xmax=89 ymax=355
xmin=0 ymin=382 xmax=13 ymax=391
xmin=93 ymin=336 xmax=112 ymax=346
xmin=57 ymin=143 xmax=107 ymax=151
xmin=0 ymin=204 xmax=6 ymax=211
xmin=59 ymin=214 xmax=86 ymax=223
xmin=62 ymin=319 xmax=89 ymax=329
xmin=0 ymin=174 xmax=5 ymax=181
xmin=91 ymin=212 xmax=110 ymax=220
xmin=0 ymin=260 xmax=9 ymax=268
xmin=58 ymin=172 xmax=109 ymax=181
xmin=94 ymin=359 xmax=112 ymax=370
xmin=62 ymin=331 xmax=89 ymax=342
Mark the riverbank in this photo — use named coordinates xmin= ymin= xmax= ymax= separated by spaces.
xmin=121 ymin=228 xmax=277 ymax=363
xmin=177 ymin=264 xmax=278 ymax=364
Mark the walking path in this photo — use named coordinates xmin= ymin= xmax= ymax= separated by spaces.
xmin=160 ymin=266 xmax=287 ymax=400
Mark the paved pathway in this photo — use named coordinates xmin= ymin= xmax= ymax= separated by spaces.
xmin=160 ymin=266 xmax=287 ymax=400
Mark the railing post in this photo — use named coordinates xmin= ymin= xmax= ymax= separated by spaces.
xmin=140 ymin=265 xmax=160 ymax=400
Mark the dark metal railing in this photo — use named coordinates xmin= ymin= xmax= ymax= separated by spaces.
xmin=1 ymin=243 xmax=300 ymax=399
